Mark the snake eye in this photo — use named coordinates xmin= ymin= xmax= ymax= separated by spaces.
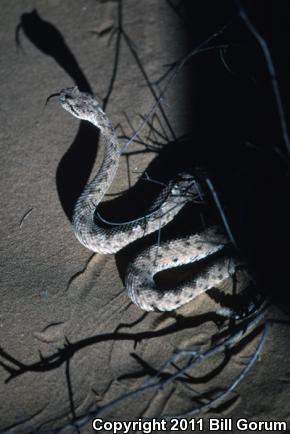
xmin=59 ymin=92 xmax=69 ymax=103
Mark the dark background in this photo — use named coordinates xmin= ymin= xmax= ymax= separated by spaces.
xmin=180 ymin=0 xmax=290 ymax=308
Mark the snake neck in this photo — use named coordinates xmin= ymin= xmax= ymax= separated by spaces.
xmin=72 ymin=114 xmax=121 ymax=251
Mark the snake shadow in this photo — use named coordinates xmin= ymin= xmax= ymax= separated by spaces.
xmin=16 ymin=9 xmax=99 ymax=220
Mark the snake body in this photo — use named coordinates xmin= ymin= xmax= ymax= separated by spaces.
xmin=60 ymin=87 xmax=236 ymax=311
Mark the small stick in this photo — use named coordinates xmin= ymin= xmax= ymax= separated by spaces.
xmin=19 ymin=207 xmax=33 ymax=227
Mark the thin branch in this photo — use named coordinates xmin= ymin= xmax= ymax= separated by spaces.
xmin=165 ymin=321 xmax=269 ymax=418
xmin=121 ymin=19 xmax=235 ymax=154
xmin=95 ymin=200 xmax=188 ymax=227
xmin=206 ymin=177 xmax=237 ymax=248
xmin=67 ymin=308 xmax=268 ymax=430
xmin=236 ymin=0 xmax=290 ymax=157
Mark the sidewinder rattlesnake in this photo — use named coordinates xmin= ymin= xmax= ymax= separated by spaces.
xmin=59 ymin=87 xmax=238 ymax=311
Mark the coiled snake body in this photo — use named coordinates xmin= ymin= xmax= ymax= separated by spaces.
xmin=60 ymin=87 xmax=237 ymax=311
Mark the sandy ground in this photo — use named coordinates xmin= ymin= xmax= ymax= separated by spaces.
xmin=1 ymin=1 xmax=290 ymax=433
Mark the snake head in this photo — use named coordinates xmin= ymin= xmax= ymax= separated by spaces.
xmin=59 ymin=86 xmax=103 ymax=121
xmin=174 ymin=172 xmax=203 ymax=202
